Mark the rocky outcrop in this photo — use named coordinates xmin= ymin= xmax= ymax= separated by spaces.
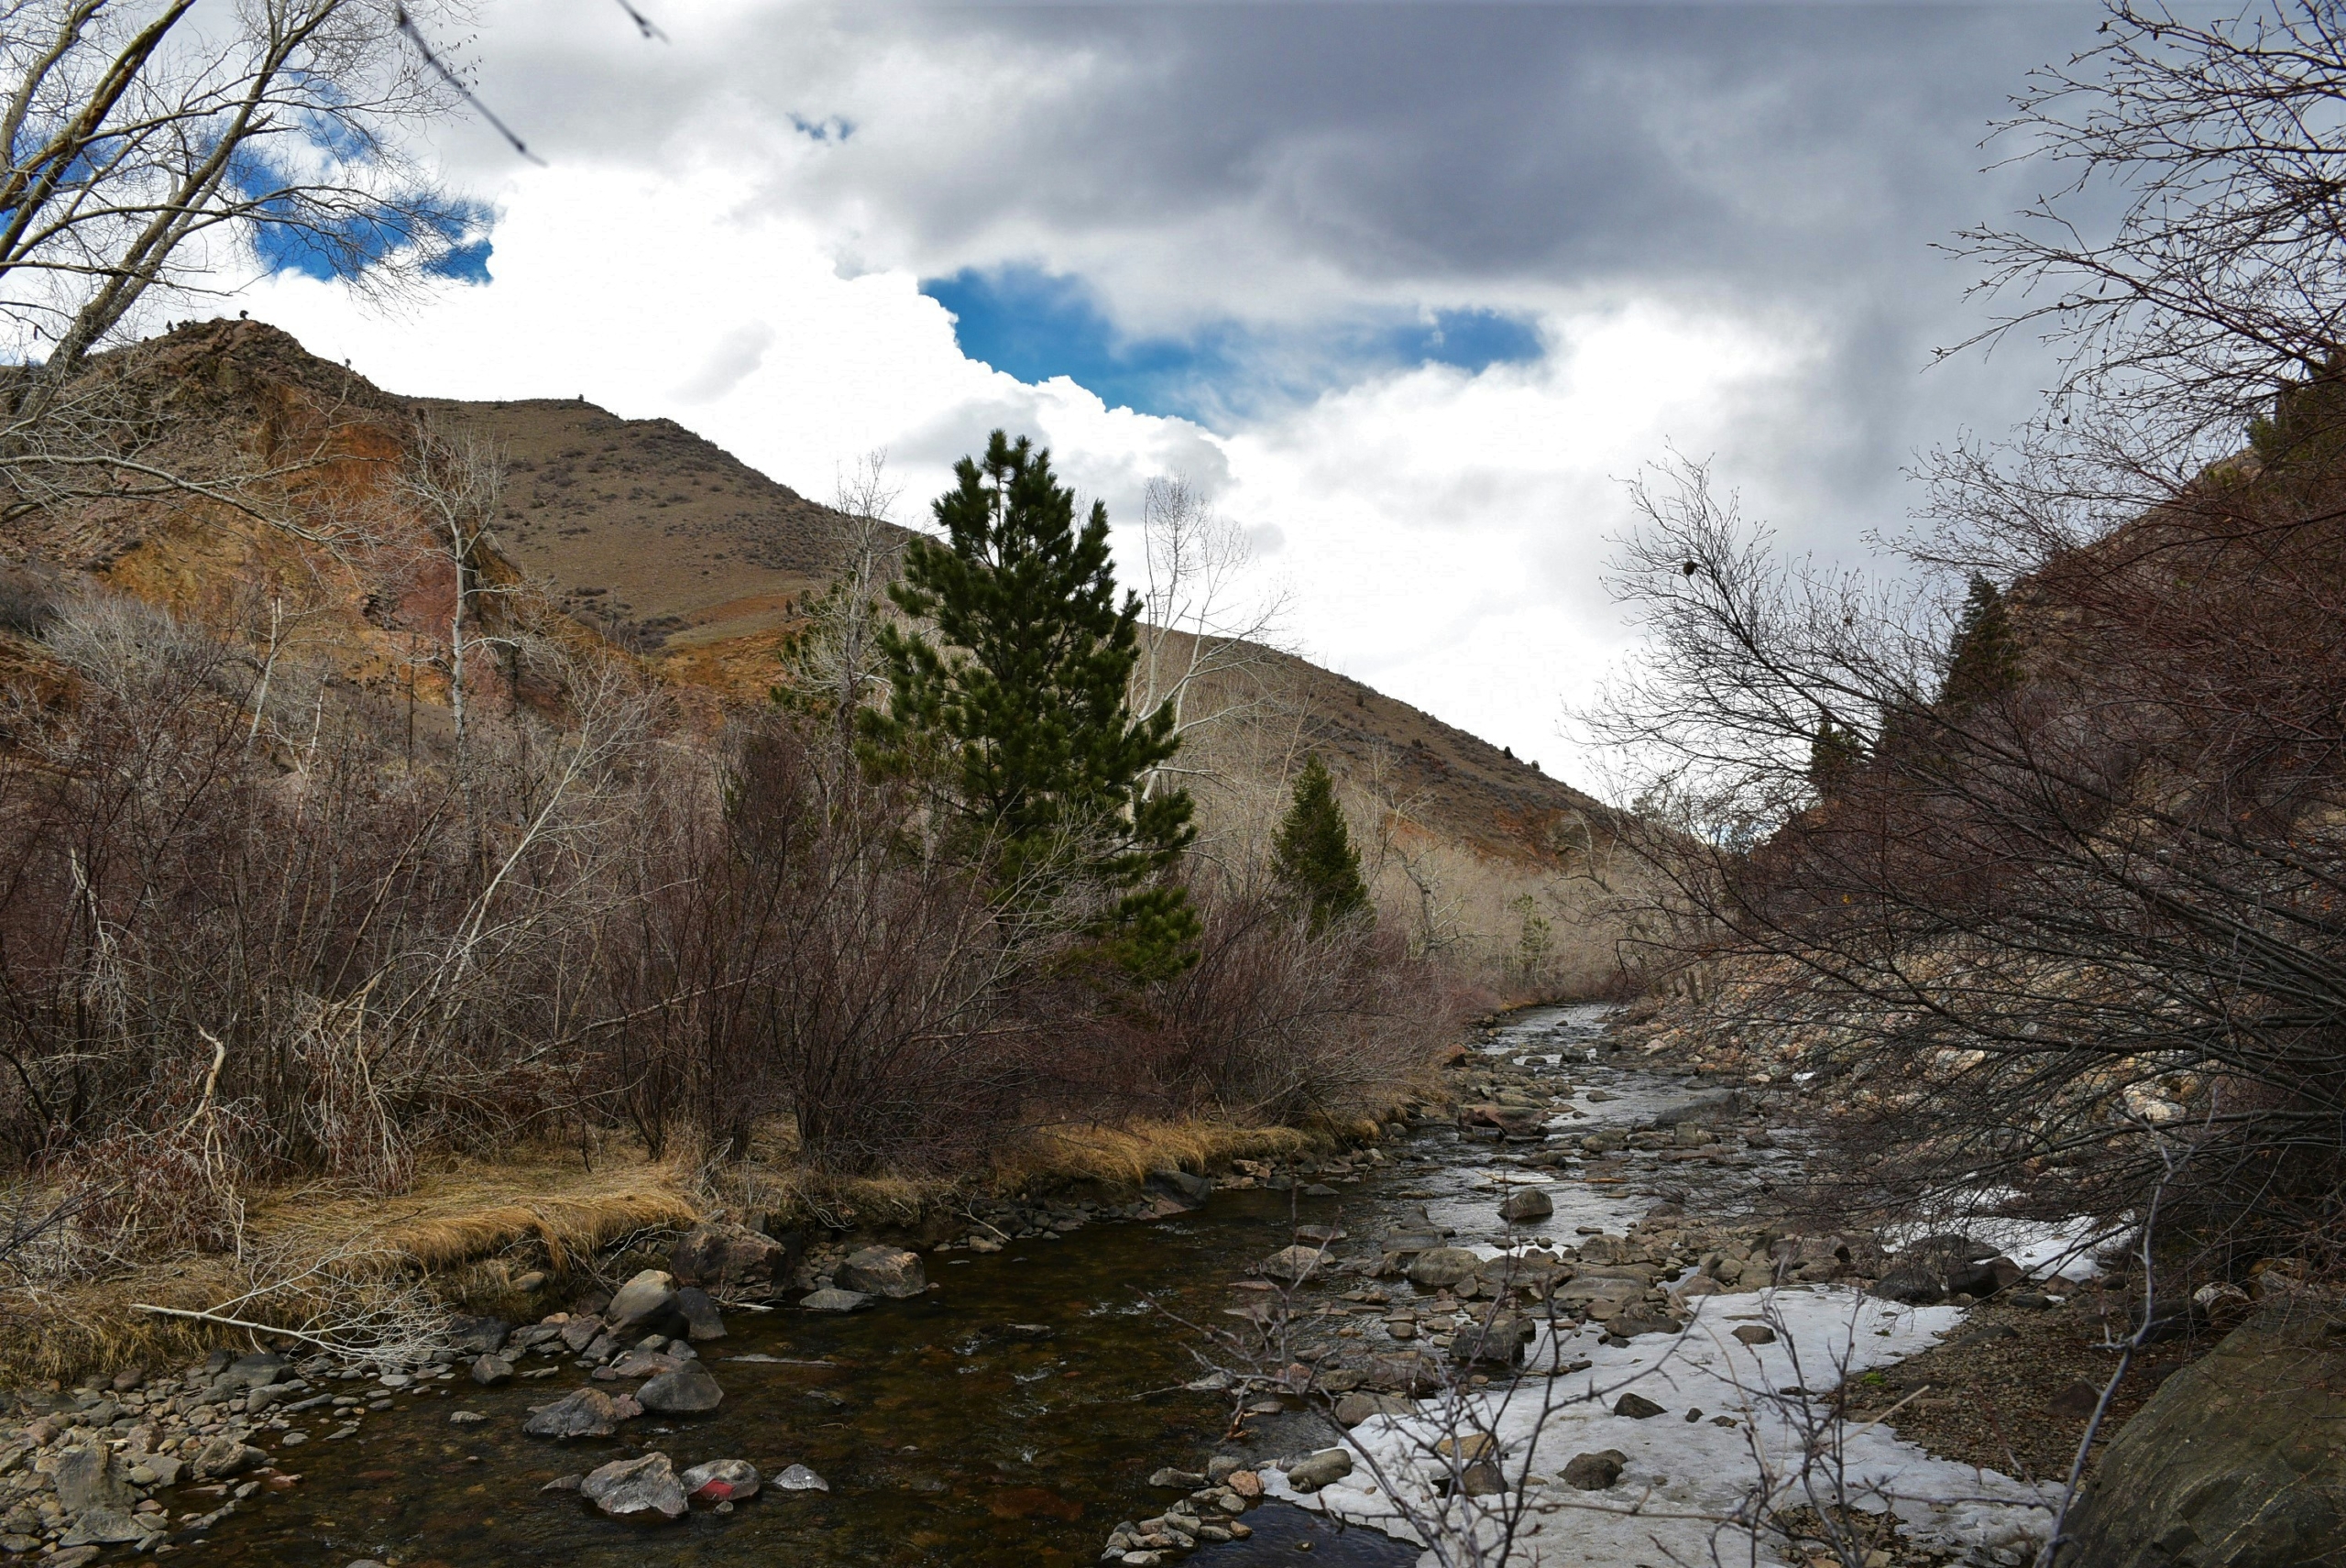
xmin=2059 ymin=1300 xmax=2346 ymax=1567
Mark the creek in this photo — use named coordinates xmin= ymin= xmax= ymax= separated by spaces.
xmin=186 ymin=1003 xmax=1828 ymax=1568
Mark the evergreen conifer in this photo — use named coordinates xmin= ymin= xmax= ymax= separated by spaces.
xmin=1940 ymin=574 xmax=2023 ymax=707
xmin=1271 ymin=754 xmax=1370 ymax=932
xmin=860 ymin=431 xmax=1199 ymax=977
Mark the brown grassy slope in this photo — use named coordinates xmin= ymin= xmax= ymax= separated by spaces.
xmin=409 ymin=392 xmax=1621 ymax=872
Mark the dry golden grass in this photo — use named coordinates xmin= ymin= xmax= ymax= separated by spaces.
xmin=0 ymin=1146 xmax=702 ymax=1386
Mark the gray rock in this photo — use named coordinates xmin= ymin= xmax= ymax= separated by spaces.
xmin=1333 ymin=1391 xmax=1415 ymax=1427
xmin=637 ymin=1367 xmax=723 ymax=1415
xmin=189 ymin=1435 xmax=266 ymax=1480
xmin=1408 ymin=1247 xmax=1483 ymax=1289
xmin=800 ymin=1288 xmax=872 ymax=1312
xmin=557 ymin=1315 xmax=607 ymax=1353
xmin=522 ymin=1386 xmax=622 ymax=1439
xmin=669 ymin=1223 xmax=793 ymax=1293
xmin=51 ymin=1446 xmax=133 ymax=1513
xmin=59 ymin=1509 xmax=145 ymax=1547
xmin=1613 ymin=1393 xmax=1666 ymax=1419
xmin=1258 ymin=1245 xmax=1326 ymax=1284
xmin=1363 ymin=1350 xmax=1447 ymax=1395
xmin=673 ymin=1287 xmax=727 ymax=1342
xmin=2062 ymin=1301 xmax=2346 ymax=1568
xmin=581 ymin=1451 xmax=687 ymax=1520
xmin=678 ymin=1458 xmax=760 ymax=1501
xmin=600 ymin=1349 xmax=683 ymax=1380
xmin=447 ymin=1315 xmax=511 ymax=1356
xmin=540 ymin=1474 xmax=583 ymax=1492
xmin=1284 ymin=1449 xmax=1354 ymax=1492
xmin=1562 ymin=1450 xmax=1626 ymax=1490
xmin=1452 ymin=1312 xmax=1534 ymax=1367
xmin=218 ymin=1352 xmax=290 ymax=1393
xmin=1870 ymin=1266 xmax=1945 ymax=1305
xmin=1148 ymin=1467 xmax=1206 ymax=1488
xmin=246 ymin=1382 xmax=299 ymax=1414
xmin=1146 ymin=1168 xmax=1212 ymax=1203
xmin=1498 ymin=1188 xmax=1553 ymax=1223
xmin=604 ymin=1269 xmax=680 ymax=1334
xmin=469 ymin=1355 xmax=513 ymax=1386
xmin=48 ymin=1549 xmax=100 ymax=1568
xmin=1732 ymin=1324 xmax=1777 ymax=1345
xmin=834 ymin=1246 xmax=926 ymax=1299
xmin=772 ymin=1463 xmax=828 ymax=1492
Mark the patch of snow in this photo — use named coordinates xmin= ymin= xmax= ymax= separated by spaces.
xmin=1267 ymin=1286 xmax=2056 ymax=1568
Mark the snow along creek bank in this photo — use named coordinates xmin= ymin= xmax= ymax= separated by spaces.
xmin=1118 ymin=1003 xmax=2091 ymax=1568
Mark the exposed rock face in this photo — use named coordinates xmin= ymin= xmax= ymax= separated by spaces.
xmin=581 ymin=1452 xmax=687 ymax=1520
xmin=834 ymin=1246 xmax=926 ymax=1299
xmin=50 ymin=1448 xmax=132 ymax=1513
xmin=2061 ymin=1302 xmax=2346 ymax=1568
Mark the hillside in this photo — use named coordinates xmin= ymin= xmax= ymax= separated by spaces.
xmin=8 ymin=318 xmax=1640 ymax=986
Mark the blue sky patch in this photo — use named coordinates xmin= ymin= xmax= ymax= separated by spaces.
xmin=919 ymin=265 xmax=1542 ymax=425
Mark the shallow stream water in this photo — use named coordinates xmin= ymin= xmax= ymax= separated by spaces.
xmin=190 ymin=1004 xmax=1808 ymax=1568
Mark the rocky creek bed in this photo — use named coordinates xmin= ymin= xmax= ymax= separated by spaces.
xmin=0 ymin=1004 xmax=2177 ymax=1568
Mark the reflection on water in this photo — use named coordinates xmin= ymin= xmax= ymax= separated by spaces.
xmin=195 ymin=1006 xmax=1665 ymax=1568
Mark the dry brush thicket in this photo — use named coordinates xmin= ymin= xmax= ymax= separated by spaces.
xmin=0 ymin=461 xmax=1473 ymax=1300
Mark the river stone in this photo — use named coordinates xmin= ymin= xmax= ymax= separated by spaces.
xmin=1364 ymin=1350 xmax=1447 ymax=1395
xmin=637 ymin=1366 xmax=723 ymax=1415
xmin=1453 ymin=1311 xmax=1533 ymax=1366
xmin=447 ymin=1315 xmax=511 ymax=1356
xmin=190 ymin=1435 xmax=266 ymax=1480
xmin=51 ymin=1447 xmax=132 ymax=1512
xmin=835 ymin=1246 xmax=926 ymax=1299
xmin=581 ymin=1451 xmax=687 ymax=1520
xmin=470 ymin=1354 xmax=513 ymax=1386
xmin=772 ymin=1464 xmax=828 ymax=1492
xmin=217 ymin=1352 xmax=290 ymax=1393
xmin=670 ymin=1223 xmax=793 ymax=1293
xmin=523 ymin=1386 xmax=621 ymax=1439
xmin=558 ymin=1314 xmax=607 ymax=1353
xmin=800 ymin=1288 xmax=872 ymax=1312
xmin=1732 ymin=1324 xmax=1776 ymax=1345
xmin=1562 ymin=1450 xmax=1627 ymax=1490
xmin=674 ymin=1287 xmax=727 ymax=1341
xmin=1334 ymin=1391 xmax=1415 ymax=1427
xmin=1498 ymin=1188 xmax=1554 ymax=1223
xmin=678 ymin=1458 xmax=760 ymax=1501
xmin=59 ymin=1508 xmax=145 ymax=1547
xmin=2061 ymin=1300 xmax=2346 ymax=1567
xmin=1613 ymin=1392 xmax=1666 ymax=1419
xmin=1284 ymin=1449 xmax=1354 ymax=1492
xmin=1870 ymin=1266 xmax=1945 ymax=1305
xmin=1146 ymin=1168 xmax=1213 ymax=1203
xmin=1259 ymin=1245 xmax=1325 ymax=1283
xmin=1409 ymin=1247 xmax=1483 ymax=1289
xmin=605 ymin=1269 xmax=679 ymax=1333
xmin=600 ymin=1349 xmax=683 ymax=1380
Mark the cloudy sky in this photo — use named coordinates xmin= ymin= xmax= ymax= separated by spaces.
xmin=239 ymin=0 xmax=2103 ymax=784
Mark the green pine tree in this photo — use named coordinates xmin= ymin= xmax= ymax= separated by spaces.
xmin=860 ymin=431 xmax=1199 ymax=977
xmin=1271 ymin=754 xmax=1371 ymax=933
xmin=1939 ymin=574 xmax=2023 ymax=707
xmin=1808 ymin=709 xmax=1864 ymax=798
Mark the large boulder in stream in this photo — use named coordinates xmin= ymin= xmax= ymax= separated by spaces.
xmin=1409 ymin=1247 xmax=1483 ymax=1289
xmin=2059 ymin=1300 xmax=2346 ymax=1567
xmin=604 ymin=1269 xmax=680 ymax=1334
xmin=637 ymin=1366 xmax=724 ymax=1415
xmin=670 ymin=1222 xmax=796 ymax=1294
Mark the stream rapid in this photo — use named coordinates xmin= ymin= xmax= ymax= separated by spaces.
xmin=188 ymin=1003 xmax=1814 ymax=1568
